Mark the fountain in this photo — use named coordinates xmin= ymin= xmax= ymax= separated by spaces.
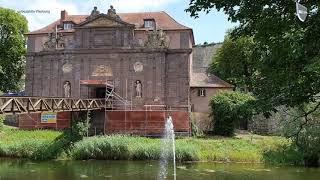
xmin=158 ymin=116 xmax=176 ymax=180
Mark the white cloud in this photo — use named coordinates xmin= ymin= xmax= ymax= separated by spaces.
xmin=0 ymin=0 xmax=179 ymax=32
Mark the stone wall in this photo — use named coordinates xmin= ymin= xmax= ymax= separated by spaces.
xmin=25 ymin=48 xmax=191 ymax=109
xmin=192 ymin=43 xmax=222 ymax=73
xmin=248 ymin=113 xmax=282 ymax=135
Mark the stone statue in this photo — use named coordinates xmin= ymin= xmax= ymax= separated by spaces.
xmin=90 ymin=6 xmax=100 ymax=16
xmin=135 ymin=80 xmax=142 ymax=98
xmin=64 ymin=81 xmax=71 ymax=98
xmin=107 ymin=5 xmax=116 ymax=16
xmin=158 ymin=29 xmax=167 ymax=47
xmin=107 ymin=5 xmax=121 ymax=20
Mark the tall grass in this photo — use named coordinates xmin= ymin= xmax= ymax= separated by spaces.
xmin=70 ymin=136 xmax=199 ymax=161
xmin=0 ymin=129 xmax=290 ymax=163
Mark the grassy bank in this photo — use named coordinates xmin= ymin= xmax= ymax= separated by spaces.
xmin=70 ymin=135 xmax=286 ymax=162
xmin=0 ymin=127 xmax=290 ymax=163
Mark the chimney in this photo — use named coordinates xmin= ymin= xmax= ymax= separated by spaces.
xmin=60 ymin=10 xmax=68 ymax=24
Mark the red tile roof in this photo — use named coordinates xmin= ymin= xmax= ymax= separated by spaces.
xmin=27 ymin=11 xmax=191 ymax=35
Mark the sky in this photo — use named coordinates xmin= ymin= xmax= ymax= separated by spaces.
xmin=0 ymin=0 xmax=237 ymax=44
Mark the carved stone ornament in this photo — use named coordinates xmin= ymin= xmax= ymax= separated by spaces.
xmin=133 ymin=62 xmax=143 ymax=72
xmin=62 ymin=62 xmax=73 ymax=73
xmin=43 ymin=30 xmax=64 ymax=51
xmin=92 ymin=65 xmax=113 ymax=77
xmin=144 ymin=29 xmax=168 ymax=48
xmin=153 ymin=97 xmax=160 ymax=102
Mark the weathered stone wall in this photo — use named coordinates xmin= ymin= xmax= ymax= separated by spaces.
xmin=25 ymin=49 xmax=191 ymax=109
xmin=74 ymin=27 xmax=134 ymax=48
xmin=192 ymin=43 xmax=222 ymax=73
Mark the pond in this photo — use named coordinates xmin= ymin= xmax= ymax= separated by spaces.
xmin=0 ymin=159 xmax=319 ymax=180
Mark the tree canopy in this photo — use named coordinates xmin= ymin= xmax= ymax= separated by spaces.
xmin=209 ymin=35 xmax=257 ymax=92
xmin=0 ymin=7 xmax=28 ymax=92
xmin=187 ymin=0 xmax=320 ymax=166
xmin=187 ymin=0 xmax=320 ymax=112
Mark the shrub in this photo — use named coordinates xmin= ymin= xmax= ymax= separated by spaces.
xmin=262 ymin=143 xmax=304 ymax=165
xmin=210 ymin=91 xmax=255 ymax=136
xmin=69 ymin=113 xmax=91 ymax=141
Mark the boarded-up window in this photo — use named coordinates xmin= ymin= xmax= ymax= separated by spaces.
xmin=180 ymin=32 xmax=189 ymax=49
xmin=94 ymin=32 xmax=113 ymax=47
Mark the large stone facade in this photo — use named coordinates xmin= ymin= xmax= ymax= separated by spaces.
xmin=23 ymin=6 xmax=193 ymax=135
xmin=25 ymin=49 xmax=191 ymax=109
xmin=25 ymin=7 xmax=192 ymax=109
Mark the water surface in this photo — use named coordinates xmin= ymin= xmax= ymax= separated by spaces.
xmin=0 ymin=159 xmax=319 ymax=180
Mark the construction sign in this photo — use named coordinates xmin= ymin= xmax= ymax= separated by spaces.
xmin=41 ymin=112 xmax=57 ymax=123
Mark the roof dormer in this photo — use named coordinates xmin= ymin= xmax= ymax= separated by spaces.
xmin=63 ymin=22 xmax=74 ymax=30
xmin=143 ymin=19 xmax=156 ymax=30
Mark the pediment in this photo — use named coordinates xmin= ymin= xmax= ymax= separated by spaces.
xmin=78 ymin=14 xmax=134 ymax=28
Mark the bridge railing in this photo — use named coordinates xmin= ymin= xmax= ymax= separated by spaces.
xmin=0 ymin=96 xmax=107 ymax=115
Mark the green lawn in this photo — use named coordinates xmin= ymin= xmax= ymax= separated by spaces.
xmin=0 ymin=127 xmax=62 ymax=144
xmin=0 ymin=127 xmax=289 ymax=163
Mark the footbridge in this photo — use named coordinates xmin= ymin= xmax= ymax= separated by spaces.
xmin=0 ymin=96 xmax=109 ymax=115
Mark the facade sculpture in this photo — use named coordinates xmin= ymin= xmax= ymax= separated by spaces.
xmin=144 ymin=29 xmax=168 ymax=48
xmin=90 ymin=6 xmax=100 ymax=16
xmin=63 ymin=81 xmax=71 ymax=98
xmin=43 ymin=31 xmax=64 ymax=50
xmin=107 ymin=5 xmax=121 ymax=20
xmin=135 ymin=80 xmax=142 ymax=98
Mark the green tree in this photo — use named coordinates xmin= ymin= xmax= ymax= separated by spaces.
xmin=186 ymin=0 xmax=320 ymax=166
xmin=210 ymin=91 xmax=255 ymax=136
xmin=210 ymin=35 xmax=257 ymax=92
xmin=187 ymin=0 xmax=320 ymax=109
xmin=279 ymin=103 xmax=320 ymax=166
xmin=0 ymin=8 xmax=28 ymax=92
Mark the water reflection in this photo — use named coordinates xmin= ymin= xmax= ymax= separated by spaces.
xmin=0 ymin=159 xmax=319 ymax=180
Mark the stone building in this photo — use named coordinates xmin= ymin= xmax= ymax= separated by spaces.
xmin=22 ymin=6 xmax=193 ymax=135
xmin=190 ymin=43 xmax=234 ymax=132
xmin=21 ymin=6 xmax=233 ymax=135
